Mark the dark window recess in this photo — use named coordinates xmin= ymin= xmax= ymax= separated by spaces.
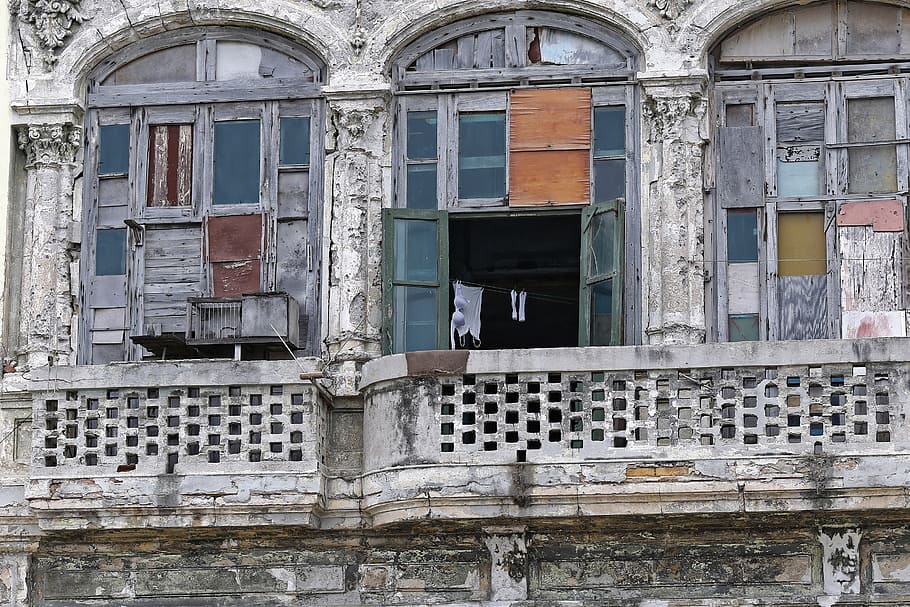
xmin=96 ymin=229 xmax=127 ymax=276
xmin=279 ymin=117 xmax=311 ymax=166
xmin=99 ymin=124 xmax=130 ymax=176
xmin=213 ymin=120 xmax=260 ymax=204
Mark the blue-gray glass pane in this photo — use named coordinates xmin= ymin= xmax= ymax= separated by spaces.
xmin=777 ymin=160 xmax=821 ymax=197
xmin=729 ymin=314 xmax=760 ymax=342
xmin=393 ymin=286 xmax=437 ymax=352
xmin=214 ymin=120 xmax=260 ymax=205
xmin=394 ymin=218 xmax=437 ymax=282
xmin=279 ymin=117 xmax=310 ymax=166
xmin=594 ymin=107 xmax=625 ymax=156
xmin=589 ymin=211 xmax=615 ymax=276
xmin=590 ymin=279 xmax=613 ymax=346
xmin=99 ymin=124 xmax=130 ymax=176
xmin=458 ymin=113 xmax=506 ymax=199
xmin=96 ymin=228 xmax=127 ymax=276
xmin=407 ymin=163 xmax=437 ymax=209
xmin=726 ymin=209 xmax=759 ymax=262
xmin=407 ymin=111 xmax=437 ymax=160
xmin=594 ymin=158 xmax=625 ymax=203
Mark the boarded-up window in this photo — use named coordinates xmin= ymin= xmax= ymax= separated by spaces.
xmin=509 ymin=88 xmax=591 ymax=206
xmin=778 ymin=212 xmax=828 ymax=340
xmin=147 ymin=124 xmax=193 ymax=207
xmin=776 ymin=102 xmax=824 ymax=198
xmin=207 ymin=214 xmax=263 ymax=296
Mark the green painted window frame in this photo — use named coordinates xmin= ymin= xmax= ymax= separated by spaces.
xmin=579 ymin=199 xmax=624 ymax=346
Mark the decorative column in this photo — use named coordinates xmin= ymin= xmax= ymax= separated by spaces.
xmin=483 ymin=527 xmax=527 ymax=601
xmin=15 ymin=121 xmax=81 ymax=370
xmin=640 ymin=74 xmax=708 ymax=345
xmin=323 ymin=89 xmax=388 ymax=395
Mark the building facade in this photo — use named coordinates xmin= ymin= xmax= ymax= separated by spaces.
xmin=1 ymin=0 xmax=909 ymax=604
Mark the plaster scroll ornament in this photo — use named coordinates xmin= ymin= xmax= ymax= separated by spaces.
xmin=13 ymin=0 xmax=86 ymax=59
xmin=16 ymin=124 xmax=81 ymax=168
xmin=648 ymin=0 xmax=692 ymax=21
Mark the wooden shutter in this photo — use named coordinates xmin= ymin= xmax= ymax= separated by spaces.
xmin=147 ymin=124 xmax=193 ymax=207
xmin=717 ymin=126 xmax=764 ymax=208
xmin=207 ymin=214 xmax=264 ymax=296
xmin=509 ymin=88 xmax=591 ymax=206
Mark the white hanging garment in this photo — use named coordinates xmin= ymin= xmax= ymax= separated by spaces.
xmin=510 ymin=289 xmax=518 ymax=321
xmin=518 ymin=290 xmax=527 ymax=322
xmin=451 ymin=282 xmax=483 ymax=348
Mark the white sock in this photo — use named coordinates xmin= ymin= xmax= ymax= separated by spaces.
xmin=518 ymin=290 xmax=527 ymax=322
xmin=510 ymin=289 xmax=518 ymax=321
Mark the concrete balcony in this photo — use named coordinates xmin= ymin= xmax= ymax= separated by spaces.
xmin=360 ymin=339 xmax=910 ymax=527
xmin=28 ymin=359 xmax=328 ymax=530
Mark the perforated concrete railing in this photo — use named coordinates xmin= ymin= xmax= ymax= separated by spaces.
xmin=35 ymin=382 xmax=326 ymax=472
xmin=430 ymin=363 xmax=904 ymax=461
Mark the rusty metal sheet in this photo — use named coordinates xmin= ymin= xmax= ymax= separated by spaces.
xmin=147 ymin=124 xmax=193 ymax=207
xmin=510 ymin=88 xmax=591 ymax=152
xmin=837 ymin=200 xmax=904 ymax=232
xmin=212 ymin=260 xmax=261 ymax=296
xmin=207 ymin=214 xmax=263 ymax=262
xmin=509 ymin=149 xmax=590 ymax=206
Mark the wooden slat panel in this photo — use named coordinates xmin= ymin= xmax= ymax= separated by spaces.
xmin=839 ymin=225 xmax=903 ymax=311
xmin=142 ymin=226 xmax=203 ymax=334
xmin=717 ymin=127 xmax=764 ymax=208
xmin=509 ymin=150 xmax=590 ymax=206
xmin=779 ymin=274 xmax=828 ymax=340
xmin=207 ymin=214 xmax=263 ymax=262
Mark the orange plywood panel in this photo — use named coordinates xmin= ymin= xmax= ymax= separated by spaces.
xmin=510 ymin=88 xmax=591 ymax=152
xmin=509 ymin=149 xmax=590 ymax=206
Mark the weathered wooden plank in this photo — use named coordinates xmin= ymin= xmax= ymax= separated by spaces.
xmin=776 ymin=102 xmax=824 ymax=142
xmin=779 ymin=274 xmax=828 ymax=340
xmin=491 ymin=29 xmax=506 ymax=67
xmin=455 ymin=35 xmax=475 ymax=69
xmin=839 ymin=225 xmax=903 ymax=311
xmin=717 ymin=127 xmax=764 ymax=208
xmin=727 ymin=262 xmax=761 ymax=315
xmin=415 ymin=51 xmax=434 ymax=72
xmin=89 ymin=79 xmax=321 ymax=107
xmin=433 ymin=48 xmax=455 ymax=71
xmin=474 ymin=31 xmax=493 ymax=69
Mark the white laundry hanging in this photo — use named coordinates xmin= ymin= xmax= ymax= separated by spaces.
xmin=451 ymin=282 xmax=483 ymax=349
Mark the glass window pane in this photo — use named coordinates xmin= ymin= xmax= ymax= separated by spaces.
xmin=726 ymin=209 xmax=758 ymax=262
xmin=213 ymin=120 xmax=260 ymax=205
xmin=778 ymin=212 xmax=826 ymax=276
xmin=407 ymin=111 xmax=437 ymax=160
xmin=594 ymin=107 xmax=625 ymax=156
xmin=394 ymin=218 xmax=437 ymax=282
xmin=594 ymin=158 xmax=625 ymax=203
xmin=99 ymin=124 xmax=130 ymax=176
xmin=407 ymin=163 xmax=437 ymax=209
xmin=848 ymin=145 xmax=897 ymax=193
xmin=279 ymin=117 xmax=310 ymax=166
xmin=393 ymin=286 xmax=437 ymax=352
xmin=96 ymin=228 xmax=127 ymax=276
xmin=848 ymin=97 xmax=895 ymax=143
xmin=590 ymin=279 xmax=613 ymax=346
xmin=458 ymin=112 xmax=506 ymax=199
xmin=729 ymin=314 xmax=760 ymax=342
xmin=589 ymin=211 xmax=615 ymax=276
xmin=777 ymin=159 xmax=821 ymax=197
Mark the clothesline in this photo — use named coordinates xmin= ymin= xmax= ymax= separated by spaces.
xmin=452 ymin=279 xmax=576 ymax=304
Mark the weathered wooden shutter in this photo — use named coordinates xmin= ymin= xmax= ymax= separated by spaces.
xmin=382 ymin=208 xmax=449 ymax=354
xmin=509 ymin=88 xmax=591 ymax=206
xmin=717 ymin=126 xmax=764 ymax=208
xmin=206 ymin=214 xmax=264 ymax=296
xmin=147 ymin=124 xmax=193 ymax=207
xmin=579 ymin=199 xmax=624 ymax=346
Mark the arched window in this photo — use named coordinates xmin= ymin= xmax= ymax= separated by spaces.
xmin=384 ymin=11 xmax=640 ymax=353
xmin=712 ymin=1 xmax=910 ymax=342
xmin=80 ymin=29 xmax=325 ymax=364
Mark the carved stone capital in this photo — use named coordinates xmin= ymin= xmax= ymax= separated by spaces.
xmin=16 ymin=123 xmax=80 ymax=168
xmin=642 ymin=92 xmax=706 ymax=141
xmin=13 ymin=0 xmax=86 ymax=63
xmin=326 ymin=94 xmax=389 ymax=153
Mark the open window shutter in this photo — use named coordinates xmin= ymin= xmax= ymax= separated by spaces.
xmin=509 ymin=88 xmax=591 ymax=206
xmin=382 ymin=208 xmax=449 ymax=354
xmin=717 ymin=126 xmax=764 ymax=208
xmin=579 ymin=200 xmax=624 ymax=346
xmin=206 ymin=214 xmax=265 ymax=296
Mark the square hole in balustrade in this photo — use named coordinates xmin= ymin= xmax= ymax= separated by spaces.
xmin=742 ymin=396 xmax=756 ymax=408
xmin=228 ymin=422 xmax=241 ymax=435
xmin=292 ymin=393 xmax=305 ymax=406
xmin=288 ymin=449 xmax=302 ymax=461
xmin=505 ymin=374 xmax=519 ymax=385
xmin=506 ymin=431 xmax=519 ymax=443
xmin=209 ymin=451 xmax=221 ymax=463
xmin=63 ymin=445 xmax=76 ymax=458
xmin=570 ymin=417 xmax=583 ymax=432
xmin=876 ymin=393 xmax=890 ymax=406
xmin=765 ymin=368 xmax=778 ymax=379
xmin=591 ymin=372 xmax=605 ymax=382
xmin=527 ymin=400 xmax=540 ymax=414
xmin=591 ymin=408 xmax=605 ymax=422
xmin=250 ymin=394 xmax=262 ymax=406
xmin=527 ymin=420 xmax=540 ymax=433
xmin=270 ymin=442 xmax=282 ymax=453
xmin=187 ymin=424 xmax=200 ymax=436
xmin=65 ymin=425 xmax=78 ymax=439
xmin=209 ymin=415 xmax=221 ymax=426
xmin=146 ymin=425 xmax=159 ymax=437
xmin=766 ymin=425 xmax=779 ymax=436
xmin=505 ymin=392 xmax=519 ymax=404
xmin=167 ymin=433 xmax=179 ymax=446
xmin=106 ymin=408 xmax=118 ymax=419
xmin=808 ymin=384 xmax=823 ymax=397
xmin=483 ymin=441 xmax=497 ymax=451
xmin=87 ymin=399 xmax=99 ymax=411
xmin=85 ymin=418 xmax=99 ymax=430
xmin=548 ymin=409 xmax=562 ymax=423
xmin=612 ymin=398 xmax=626 ymax=411
xmin=612 ymin=380 xmax=628 ymax=391
xmin=107 ymin=390 xmax=120 ymax=399
xmin=722 ymin=405 xmax=736 ymax=419
xmin=249 ymin=450 xmax=261 ymax=462
xmin=44 ymin=456 xmax=56 ymax=467
xmin=635 ymin=406 xmax=649 ymax=421
xmin=810 ymin=422 xmax=823 ymax=436
xmin=229 ymin=405 xmax=242 ymax=417
xmin=228 ymin=386 xmax=241 ymax=397
xmin=765 ymin=384 xmax=779 ymax=398
xmin=743 ymin=415 xmax=757 ymax=428
xmin=463 ymin=374 xmax=476 ymax=385
xmin=679 ymin=427 xmax=694 ymax=439
xmin=187 ymin=405 xmax=200 ymax=417
xmin=786 ymin=377 xmax=800 ymax=387
xmin=547 ymin=391 xmax=562 ymax=403
xmin=657 ymin=437 xmax=671 ymax=447
xmin=105 ymin=444 xmax=118 ymax=456
xmin=786 ymin=395 xmax=800 ymax=408
xmin=45 ymin=400 xmax=58 ymax=412
xmin=147 ymin=444 xmax=158 ymax=455
xmin=85 ymin=453 xmax=98 ymax=466
xmin=483 ymin=421 xmax=497 ymax=434
xmin=126 ymin=417 xmax=138 ymax=428
xmin=270 ymin=386 xmax=283 ymax=396
xmin=765 ymin=404 xmax=780 ymax=417
xmin=527 ymin=439 xmax=541 ymax=450
xmin=831 ymin=375 xmax=844 ymax=386
xmin=615 ymin=436 xmax=628 ymax=447
xmin=721 ymin=387 xmax=736 ymax=399
xmin=855 ymin=401 xmax=867 ymax=415
xmin=613 ymin=417 xmax=627 ymax=431
xmin=106 ymin=426 xmax=118 ymax=438
xmin=592 ymin=390 xmax=605 ymax=402
xmin=743 ymin=434 xmax=758 ymax=445
xmin=270 ymin=404 xmax=282 ymax=415
xmin=127 ymin=397 xmax=140 ymax=409
xmin=66 ymin=409 xmax=78 ymax=421
xmin=290 ymin=431 xmax=302 ymax=443
xmin=742 ymin=377 xmax=757 ymax=389
xmin=810 ymin=404 xmax=823 ymax=417
xmin=250 ymin=413 xmax=262 ymax=424
xmin=187 ymin=442 xmax=200 ymax=456
xmin=126 ymin=453 xmax=138 ymax=465
xmin=208 ymin=434 xmax=220 ymax=446
xmin=548 ymin=429 xmax=561 ymax=442
xmin=462 ymin=412 xmax=475 ymax=425
xmin=45 ymin=418 xmax=57 ymax=431
xmin=876 ymin=411 xmax=890 ymax=424
xmin=787 ymin=414 xmax=800 ymax=427
xmin=592 ymin=429 xmax=604 ymax=441
xmin=831 ymin=412 xmax=845 ymax=426
xmin=505 ymin=410 xmax=519 ymax=424
xmin=830 ymin=393 xmax=846 ymax=406
xmin=463 ymin=392 xmax=476 ymax=405
xmin=441 ymin=423 xmax=454 ymax=435
xmin=290 ymin=412 xmax=304 ymax=424
xmin=146 ymin=406 xmax=159 ymax=418
xmin=168 ymin=396 xmax=180 ymax=408
xmin=877 ymin=431 xmax=891 ymax=442
xmin=701 ymin=435 xmax=714 ymax=446
xmin=720 ymin=425 xmax=735 ymax=439
xmin=657 ymin=399 xmax=671 ymax=412
xmin=484 ymin=402 xmax=498 ymax=415
xmin=570 ymin=439 xmax=583 ymax=449
xmin=569 ymin=400 xmax=583 ymax=413
xmin=787 ymin=434 xmax=801 ymax=443
xmin=249 ymin=431 xmax=261 ymax=444
xmin=832 ymin=432 xmax=846 ymax=443
xmin=853 ymin=384 xmax=867 ymax=396
xmin=483 ymin=383 xmax=498 ymax=395
xmin=441 ymin=384 xmax=455 ymax=396
xmin=228 ymin=440 xmax=241 ymax=454
xmin=270 ymin=422 xmax=283 ymax=434
xmin=462 ymin=431 xmax=476 ymax=444
xmin=45 ymin=437 xmax=57 ymax=449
